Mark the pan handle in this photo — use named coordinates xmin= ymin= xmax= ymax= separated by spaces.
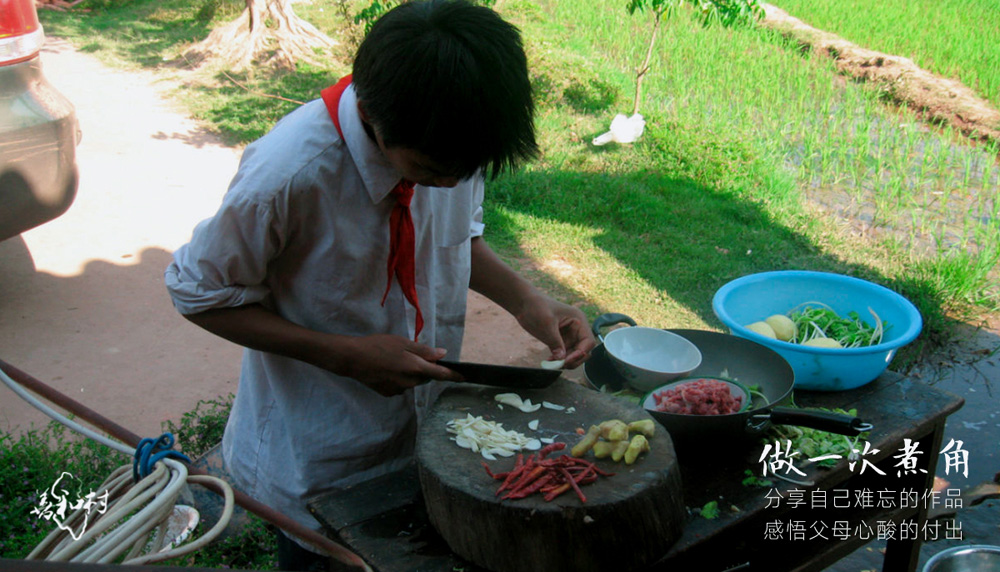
xmin=769 ymin=407 xmax=873 ymax=436
xmin=592 ymin=313 xmax=638 ymax=342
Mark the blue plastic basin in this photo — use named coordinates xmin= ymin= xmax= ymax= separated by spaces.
xmin=712 ymin=270 xmax=923 ymax=391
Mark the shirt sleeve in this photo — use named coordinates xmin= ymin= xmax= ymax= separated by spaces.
xmin=165 ymin=190 xmax=280 ymax=315
xmin=470 ymin=175 xmax=485 ymax=239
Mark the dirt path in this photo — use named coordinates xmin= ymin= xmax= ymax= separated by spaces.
xmin=762 ymin=3 xmax=1000 ymax=147
xmin=0 ymin=37 xmax=559 ymax=440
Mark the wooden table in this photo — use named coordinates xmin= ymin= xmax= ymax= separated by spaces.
xmin=308 ymin=372 xmax=964 ymax=572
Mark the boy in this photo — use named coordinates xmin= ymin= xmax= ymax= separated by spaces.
xmin=165 ymin=1 xmax=594 ymax=568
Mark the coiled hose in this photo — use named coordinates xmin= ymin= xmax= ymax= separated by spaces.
xmin=2 ymin=364 xmax=234 ymax=565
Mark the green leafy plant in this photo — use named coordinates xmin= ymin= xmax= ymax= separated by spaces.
xmin=0 ymin=422 xmax=122 ymax=558
xmin=176 ymin=514 xmax=278 ymax=569
xmin=625 ymin=0 xmax=764 ymax=114
xmin=161 ymin=394 xmax=234 ymax=458
xmin=741 ymin=469 xmax=773 ymax=487
xmin=699 ymin=500 xmax=720 ymax=519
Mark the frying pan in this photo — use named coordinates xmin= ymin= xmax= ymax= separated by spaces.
xmin=586 ymin=314 xmax=871 ymax=449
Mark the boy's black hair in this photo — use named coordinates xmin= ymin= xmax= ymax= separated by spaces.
xmin=352 ymin=0 xmax=538 ymax=180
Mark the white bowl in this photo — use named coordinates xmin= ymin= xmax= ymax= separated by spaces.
xmin=603 ymin=327 xmax=702 ymax=393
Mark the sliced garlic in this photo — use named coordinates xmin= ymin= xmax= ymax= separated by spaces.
xmin=540 ymin=437 xmax=555 ymax=444
xmin=447 ymin=414 xmax=541 ymax=459
xmin=540 ymin=359 xmax=565 ymax=370
xmin=542 ymin=401 xmax=565 ymax=411
xmin=494 ymin=393 xmax=524 ymax=408
xmin=519 ymin=399 xmax=542 ymax=413
xmin=494 ymin=392 xmax=542 ymax=413
xmin=528 ymin=419 xmax=540 ymax=431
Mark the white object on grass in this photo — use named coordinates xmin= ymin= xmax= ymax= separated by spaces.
xmin=592 ymin=113 xmax=645 ymax=146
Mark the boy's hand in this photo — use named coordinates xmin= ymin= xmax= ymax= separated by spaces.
xmin=515 ymin=294 xmax=596 ymax=370
xmin=333 ymin=334 xmax=466 ymax=396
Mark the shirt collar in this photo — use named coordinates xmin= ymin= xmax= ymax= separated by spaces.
xmin=338 ymin=84 xmax=403 ymax=204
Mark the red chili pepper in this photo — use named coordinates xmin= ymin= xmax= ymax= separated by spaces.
xmin=560 ymin=467 xmax=588 ymax=503
xmin=508 ymin=464 xmax=547 ymax=494
xmin=496 ymin=456 xmax=530 ymax=495
xmin=543 ymin=483 xmax=572 ymax=501
xmin=486 ymin=443 xmax=613 ymax=504
xmin=538 ymin=442 xmax=566 ymax=459
xmin=481 ymin=461 xmax=496 ymax=479
xmin=503 ymin=474 xmax=554 ymax=499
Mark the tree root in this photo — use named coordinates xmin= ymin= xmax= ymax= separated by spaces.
xmin=183 ymin=0 xmax=338 ymax=72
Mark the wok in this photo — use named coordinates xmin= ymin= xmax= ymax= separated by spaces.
xmin=586 ymin=315 xmax=871 ymax=449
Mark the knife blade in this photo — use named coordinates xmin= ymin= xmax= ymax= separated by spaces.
xmin=437 ymin=360 xmax=561 ymax=389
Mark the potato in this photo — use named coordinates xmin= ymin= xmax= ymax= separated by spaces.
xmin=746 ymin=321 xmax=776 ymax=339
xmin=765 ymin=314 xmax=796 ymax=341
xmin=802 ymin=337 xmax=843 ymax=348
xmin=571 ymin=425 xmax=601 ymax=457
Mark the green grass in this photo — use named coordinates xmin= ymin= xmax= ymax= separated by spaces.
xmin=772 ymin=0 xmax=1000 ymax=110
xmin=36 ymin=0 xmax=1000 ymax=348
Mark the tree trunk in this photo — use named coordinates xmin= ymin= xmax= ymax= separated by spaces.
xmin=184 ymin=0 xmax=337 ymax=71
xmin=632 ymin=9 xmax=662 ymax=116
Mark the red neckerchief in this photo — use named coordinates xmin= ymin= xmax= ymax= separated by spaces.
xmin=321 ymin=76 xmax=424 ymax=341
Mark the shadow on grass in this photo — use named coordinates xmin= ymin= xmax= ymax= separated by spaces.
xmin=482 ymin=165 xmax=961 ymax=370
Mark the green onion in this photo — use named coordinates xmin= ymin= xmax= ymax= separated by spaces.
xmin=786 ymin=302 xmax=890 ymax=348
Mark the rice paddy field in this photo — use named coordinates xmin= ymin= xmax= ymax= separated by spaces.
xmin=772 ymin=0 xmax=1000 ymax=110
xmin=518 ymin=0 xmax=999 ymax=311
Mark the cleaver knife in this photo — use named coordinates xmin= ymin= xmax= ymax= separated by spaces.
xmin=437 ymin=360 xmax=561 ymax=389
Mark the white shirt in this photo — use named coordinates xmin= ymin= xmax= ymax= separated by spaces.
xmin=164 ymin=85 xmax=484 ymax=535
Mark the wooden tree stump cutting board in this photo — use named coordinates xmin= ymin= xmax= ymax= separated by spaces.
xmin=416 ymin=378 xmax=685 ymax=572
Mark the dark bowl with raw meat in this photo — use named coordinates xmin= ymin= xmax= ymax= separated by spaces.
xmin=632 ymin=331 xmax=868 ymax=455
xmin=642 ymin=377 xmax=753 ymax=417
xmin=586 ymin=322 xmax=870 ymax=456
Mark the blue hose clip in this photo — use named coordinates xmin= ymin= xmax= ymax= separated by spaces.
xmin=133 ymin=433 xmax=192 ymax=482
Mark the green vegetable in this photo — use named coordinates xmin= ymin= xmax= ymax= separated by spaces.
xmin=700 ymin=500 xmax=720 ymax=520
xmin=787 ymin=302 xmax=890 ymax=348
xmin=745 ymin=384 xmax=769 ymax=409
xmin=598 ymin=384 xmax=643 ymax=405
xmin=741 ymin=469 xmax=773 ymax=487
xmin=765 ymin=407 xmax=869 ymax=468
